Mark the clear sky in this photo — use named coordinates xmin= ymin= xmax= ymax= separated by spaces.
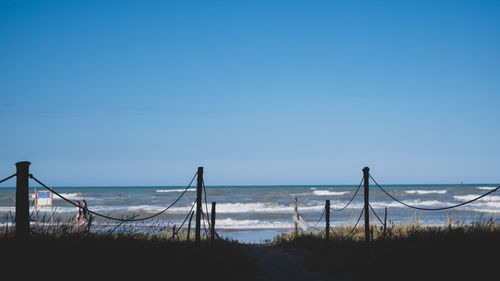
xmin=1 ymin=0 xmax=499 ymax=186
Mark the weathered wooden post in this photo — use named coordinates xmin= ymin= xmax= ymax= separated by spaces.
xmin=447 ymin=212 xmax=451 ymax=229
xmin=363 ymin=167 xmax=370 ymax=243
xmin=172 ymin=225 xmax=176 ymax=241
xmin=187 ymin=210 xmax=194 ymax=243
xmin=16 ymin=161 xmax=31 ymax=239
xmin=195 ymin=167 xmax=203 ymax=245
xmin=325 ymin=200 xmax=330 ymax=253
xmin=211 ymin=202 xmax=216 ymax=245
xmin=414 ymin=213 xmax=419 ymax=227
xmin=294 ymin=197 xmax=298 ymax=239
xmin=34 ymin=188 xmax=38 ymax=226
xmin=383 ymin=206 xmax=387 ymax=239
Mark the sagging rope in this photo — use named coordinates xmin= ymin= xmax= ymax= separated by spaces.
xmin=370 ymin=174 xmax=500 ymax=211
xmin=368 ymin=203 xmax=395 ymax=237
xmin=0 ymin=173 xmax=16 ymax=184
xmin=172 ymin=198 xmax=197 ymax=239
xmin=310 ymin=207 xmax=326 ymax=228
xmin=340 ymin=206 xmax=365 ymax=239
xmin=368 ymin=204 xmax=384 ymax=226
xmin=330 ymin=177 xmax=363 ymax=212
xmin=30 ymin=172 xmax=198 ymax=222
xmin=321 ymin=208 xmax=366 ymax=239
xmin=202 ymin=179 xmax=211 ymax=230
xmin=202 ymin=179 xmax=220 ymax=238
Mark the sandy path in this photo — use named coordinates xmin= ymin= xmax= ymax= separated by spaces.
xmin=241 ymin=244 xmax=328 ymax=281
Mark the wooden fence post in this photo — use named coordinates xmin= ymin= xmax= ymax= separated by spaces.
xmin=415 ymin=213 xmax=418 ymax=227
xmin=195 ymin=167 xmax=203 ymax=245
xmin=15 ymin=161 xmax=31 ymax=239
xmin=363 ymin=167 xmax=370 ymax=243
xmin=187 ymin=211 xmax=194 ymax=243
xmin=34 ymin=188 xmax=38 ymax=226
xmin=325 ymin=200 xmax=330 ymax=253
xmin=383 ymin=206 xmax=387 ymax=239
xmin=447 ymin=213 xmax=451 ymax=229
xmin=211 ymin=202 xmax=216 ymax=246
xmin=294 ymin=197 xmax=298 ymax=239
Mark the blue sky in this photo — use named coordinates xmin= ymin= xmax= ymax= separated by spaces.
xmin=1 ymin=0 xmax=499 ymax=186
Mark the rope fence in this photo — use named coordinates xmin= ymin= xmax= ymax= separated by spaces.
xmin=3 ymin=164 xmax=218 ymax=246
xmin=330 ymin=177 xmax=363 ymax=212
xmin=370 ymin=174 xmax=500 ymax=211
xmin=4 ymin=163 xmax=500 ymax=243
xmin=301 ymin=176 xmax=364 ymax=237
xmin=310 ymin=207 xmax=325 ymax=228
xmin=29 ymin=172 xmax=197 ymax=223
xmin=172 ymin=198 xmax=197 ymax=239
xmin=297 ymin=170 xmax=499 ymax=241
xmin=0 ymin=173 xmax=16 ymax=184
xmin=342 ymin=206 xmax=365 ymax=239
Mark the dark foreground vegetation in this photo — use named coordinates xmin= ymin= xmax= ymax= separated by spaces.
xmin=273 ymin=224 xmax=500 ymax=281
xmin=2 ymin=223 xmax=499 ymax=281
xmin=0 ymin=228 xmax=256 ymax=281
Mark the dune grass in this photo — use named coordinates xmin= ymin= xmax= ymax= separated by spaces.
xmin=273 ymin=223 xmax=500 ymax=281
xmin=0 ymin=225 xmax=255 ymax=281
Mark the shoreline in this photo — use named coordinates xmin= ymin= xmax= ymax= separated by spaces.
xmin=3 ymin=220 xmax=495 ymax=243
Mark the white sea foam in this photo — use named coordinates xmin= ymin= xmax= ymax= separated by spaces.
xmin=367 ymin=200 xmax=453 ymax=209
xmin=88 ymin=218 xmax=294 ymax=230
xmin=171 ymin=202 xmax=324 ymax=214
xmin=22 ymin=202 xmax=323 ymax=215
xmin=56 ymin=193 xmax=88 ymax=200
xmin=289 ymin=192 xmax=312 ymax=197
xmin=34 ymin=199 xmax=495 ymax=217
xmin=469 ymin=208 xmax=500 ymax=213
xmin=0 ymin=207 xmax=15 ymax=213
xmin=467 ymin=201 xmax=500 ymax=209
xmin=476 ymin=186 xmax=496 ymax=191
xmin=156 ymin=189 xmax=195 ymax=193
xmin=454 ymin=195 xmax=500 ymax=202
xmin=215 ymin=218 xmax=293 ymax=229
xmin=405 ymin=190 xmax=447 ymax=195
xmin=313 ymin=190 xmax=349 ymax=196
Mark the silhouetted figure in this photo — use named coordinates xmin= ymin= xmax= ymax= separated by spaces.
xmin=81 ymin=199 xmax=92 ymax=232
xmin=81 ymin=200 xmax=88 ymax=222
xmin=75 ymin=201 xmax=82 ymax=228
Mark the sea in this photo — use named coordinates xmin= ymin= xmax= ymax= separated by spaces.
xmin=0 ymin=183 xmax=499 ymax=243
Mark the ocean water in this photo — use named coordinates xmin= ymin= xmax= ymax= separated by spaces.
xmin=0 ymin=183 xmax=499 ymax=242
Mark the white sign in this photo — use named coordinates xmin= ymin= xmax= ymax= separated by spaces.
xmin=36 ymin=190 xmax=52 ymax=206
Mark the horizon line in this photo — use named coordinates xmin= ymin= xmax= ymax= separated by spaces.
xmin=1 ymin=182 xmax=499 ymax=188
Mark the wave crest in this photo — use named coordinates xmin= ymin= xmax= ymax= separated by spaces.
xmin=313 ymin=190 xmax=349 ymax=196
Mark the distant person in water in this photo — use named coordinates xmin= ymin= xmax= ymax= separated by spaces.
xmin=75 ymin=201 xmax=82 ymax=228
xmin=81 ymin=199 xmax=92 ymax=231
xmin=81 ymin=200 xmax=88 ymax=223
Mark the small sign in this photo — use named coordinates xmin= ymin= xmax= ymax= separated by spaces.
xmin=34 ymin=189 xmax=54 ymax=225
xmin=36 ymin=190 xmax=52 ymax=206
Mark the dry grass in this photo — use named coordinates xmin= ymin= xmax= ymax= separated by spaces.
xmin=0 ymin=225 xmax=255 ymax=281
xmin=273 ymin=222 xmax=500 ymax=281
